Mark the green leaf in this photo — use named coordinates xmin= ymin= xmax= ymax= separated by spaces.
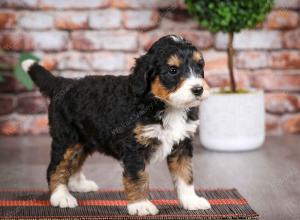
xmin=19 ymin=52 xmax=40 ymax=63
xmin=0 ymin=74 xmax=4 ymax=82
xmin=13 ymin=52 xmax=40 ymax=90
xmin=14 ymin=64 xmax=34 ymax=90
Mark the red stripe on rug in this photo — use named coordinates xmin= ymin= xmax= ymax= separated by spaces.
xmin=0 ymin=214 xmax=259 ymax=219
xmin=0 ymin=199 xmax=247 ymax=207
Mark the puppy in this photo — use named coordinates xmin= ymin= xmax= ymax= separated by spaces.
xmin=21 ymin=35 xmax=210 ymax=216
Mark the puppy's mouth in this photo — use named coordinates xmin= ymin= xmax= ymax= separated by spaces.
xmin=184 ymin=99 xmax=201 ymax=108
xmin=183 ymin=90 xmax=210 ymax=107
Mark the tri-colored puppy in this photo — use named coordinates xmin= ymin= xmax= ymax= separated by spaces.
xmin=21 ymin=35 xmax=210 ymax=216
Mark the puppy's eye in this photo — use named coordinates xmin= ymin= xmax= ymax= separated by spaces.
xmin=168 ymin=66 xmax=178 ymax=75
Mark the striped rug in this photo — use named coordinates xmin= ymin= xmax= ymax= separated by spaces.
xmin=0 ymin=189 xmax=258 ymax=219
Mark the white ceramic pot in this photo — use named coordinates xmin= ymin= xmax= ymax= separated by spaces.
xmin=199 ymin=88 xmax=265 ymax=151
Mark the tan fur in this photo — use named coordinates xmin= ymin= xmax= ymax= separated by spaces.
xmin=123 ymin=170 xmax=149 ymax=203
xmin=151 ymin=76 xmax=170 ymax=101
xmin=49 ymin=144 xmax=87 ymax=192
xmin=167 ymin=154 xmax=193 ymax=185
xmin=192 ymin=51 xmax=203 ymax=62
xmin=134 ymin=124 xmax=150 ymax=146
xmin=167 ymin=55 xmax=181 ymax=67
xmin=134 ymin=124 xmax=161 ymax=147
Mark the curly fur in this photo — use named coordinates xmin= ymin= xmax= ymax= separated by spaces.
xmin=22 ymin=35 xmax=210 ymax=215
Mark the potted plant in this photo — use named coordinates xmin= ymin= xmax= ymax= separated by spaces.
xmin=0 ymin=52 xmax=39 ymax=90
xmin=185 ymin=0 xmax=274 ymax=151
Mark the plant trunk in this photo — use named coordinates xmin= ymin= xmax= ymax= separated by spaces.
xmin=227 ymin=32 xmax=236 ymax=92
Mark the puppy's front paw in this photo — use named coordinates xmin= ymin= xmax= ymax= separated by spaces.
xmin=69 ymin=179 xmax=99 ymax=192
xmin=127 ymin=200 xmax=159 ymax=216
xmin=50 ymin=185 xmax=78 ymax=208
xmin=180 ymin=195 xmax=211 ymax=210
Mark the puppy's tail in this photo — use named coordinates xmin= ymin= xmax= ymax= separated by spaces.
xmin=21 ymin=59 xmax=59 ymax=97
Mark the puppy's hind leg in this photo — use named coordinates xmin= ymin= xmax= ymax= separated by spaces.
xmin=47 ymin=143 xmax=88 ymax=208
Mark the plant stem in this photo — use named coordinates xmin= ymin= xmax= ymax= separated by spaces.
xmin=227 ymin=32 xmax=236 ymax=92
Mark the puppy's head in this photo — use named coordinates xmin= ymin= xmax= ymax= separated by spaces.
xmin=131 ymin=35 xmax=209 ymax=108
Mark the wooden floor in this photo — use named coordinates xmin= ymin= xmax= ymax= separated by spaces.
xmin=0 ymin=135 xmax=299 ymax=220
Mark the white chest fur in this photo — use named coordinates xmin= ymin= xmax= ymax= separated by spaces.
xmin=141 ymin=107 xmax=199 ymax=163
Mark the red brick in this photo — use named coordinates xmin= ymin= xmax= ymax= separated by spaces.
xmin=270 ymin=51 xmax=300 ymax=69
xmin=19 ymin=12 xmax=53 ymax=30
xmin=160 ymin=9 xmax=190 ymax=22
xmin=275 ymin=0 xmax=300 ymax=9
xmin=0 ymin=75 xmax=17 ymax=93
xmin=31 ymin=31 xmax=68 ymax=51
xmin=123 ymin=10 xmax=160 ymax=30
xmin=203 ymin=50 xmax=228 ymax=75
xmin=71 ymin=31 xmax=138 ymax=51
xmin=177 ymin=0 xmax=187 ymax=9
xmin=236 ymin=51 xmax=269 ymax=69
xmin=251 ymin=70 xmax=300 ymax=91
xmin=0 ymin=117 xmax=19 ymax=136
xmin=283 ymin=114 xmax=300 ymax=134
xmin=205 ymin=71 xmax=250 ymax=90
xmin=0 ymin=32 xmax=33 ymax=51
xmin=283 ymin=29 xmax=300 ymax=49
xmin=160 ymin=18 xmax=199 ymax=31
xmin=39 ymin=0 xmax=109 ymax=9
xmin=112 ymin=0 xmax=177 ymax=9
xmin=0 ymin=12 xmax=16 ymax=29
xmin=0 ymin=74 xmax=28 ymax=93
xmin=265 ymin=92 xmax=300 ymax=114
xmin=89 ymin=10 xmax=122 ymax=29
xmin=55 ymin=12 xmax=88 ymax=30
xmin=180 ymin=31 xmax=213 ymax=49
xmin=90 ymin=52 xmax=126 ymax=71
xmin=0 ymin=114 xmax=48 ymax=135
xmin=265 ymin=10 xmax=299 ymax=29
xmin=266 ymin=114 xmax=282 ymax=135
xmin=40 ymin=55 xmax=57 ymax=71
xmin=16 ymin=95 xmax=47 ymax=114
xmin=215 ymin=31 xmax=283 ymax=50
xmin=0 ymin=53 xmax=17 ymax=70
xmin=140 ymin=30 xmax=213 ymax=50
xmin=0 ymin=0 xmax=38 ymax=9
xmin=56 ymin=52 xmax=127 ymax=71
xmin=0 ymin=96 xmax=14 ymax=116
xmin=56 ymin=52 xmax=91 ymax=70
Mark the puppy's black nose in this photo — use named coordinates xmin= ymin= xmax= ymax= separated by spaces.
xmin=191 ymin=86 xmax=203 ymax=96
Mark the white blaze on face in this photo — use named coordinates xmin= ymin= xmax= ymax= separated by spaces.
xmin=169 ymin=77 xmax=209 ymax=108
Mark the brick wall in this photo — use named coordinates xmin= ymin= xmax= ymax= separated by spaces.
xmin=0 ymin=0 xmax=299 ymax=136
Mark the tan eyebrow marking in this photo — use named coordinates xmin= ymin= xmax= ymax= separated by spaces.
xmin=167 ymin=55 xmax=181 ymax=67
xmin=192 ymin=51 xmax=203 ymax=62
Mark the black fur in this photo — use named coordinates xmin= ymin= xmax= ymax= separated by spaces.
xmin=26 ymin=35 xmax=204 ymax=188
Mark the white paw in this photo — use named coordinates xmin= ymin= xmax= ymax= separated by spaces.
xmin=180 ymin=195 xmax=211 ymax=210
xmin=69 ymin=179 xmax=99 ymax=192
xmin=50 ymin=185 xmax=78 ymax=208
xmin=127 ymin=200 xmax=159 ymax=216
xmin=68 ymin=171 xmax=99 ymax=192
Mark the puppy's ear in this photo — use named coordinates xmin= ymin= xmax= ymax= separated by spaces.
xmin=129 ymin=54 xmax=155 ymax=96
